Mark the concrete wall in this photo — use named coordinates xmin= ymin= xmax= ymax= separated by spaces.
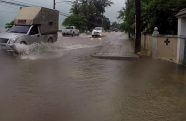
xmin=141 ymin=34 xmax=178 ymax=63
xmin=157 ymin=36 xmax=178 ymax=62
xmin=141 ymin=16 xmax=186 ymax=64
xmin=141 ymin=34 xmax=152 ymax=56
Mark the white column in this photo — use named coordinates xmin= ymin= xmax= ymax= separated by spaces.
xmin=177 ymin=18 xmax=186 ymax=64
xmin=152 ymin=27 xmax=159 ymax=58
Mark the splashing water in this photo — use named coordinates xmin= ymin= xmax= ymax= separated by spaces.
xmin=14 ymin=41 xmax=101 ymax=60
xmin=10 ymin=33 xmax=105 ymax=60
xmin=14 ymin=42 xmax=65 ymax=60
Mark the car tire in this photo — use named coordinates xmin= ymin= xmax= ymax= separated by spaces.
xmin=48 ymin=37 xmax=54 ymax=43
xmin=62 ymin=33 xmax=65 ymax=36
xmin=72 ymin=32 xmax=75 ymax=37
xmin=20 ymin=41 xmax=27 ymax=45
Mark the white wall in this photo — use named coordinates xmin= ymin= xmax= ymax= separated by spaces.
xmin=178 ymin=18 xmax=186 ymax=36
xmin=177 ymin=18 xmax=186 ymax=64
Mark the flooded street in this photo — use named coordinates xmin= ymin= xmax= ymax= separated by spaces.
xmin=0 ymin=32 xmax=186 ymax=121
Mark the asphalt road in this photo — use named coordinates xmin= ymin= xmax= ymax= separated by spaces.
xmin=0 ymin=32 xmax=186 ymax=121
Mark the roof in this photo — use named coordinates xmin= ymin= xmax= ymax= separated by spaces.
xmin=176 ymin=8 xmax=186 ymax=18
xmin=15 ymin=7 xmax=59 ymax=26
xmin=16 ymin=7 xmax=41 ymax=20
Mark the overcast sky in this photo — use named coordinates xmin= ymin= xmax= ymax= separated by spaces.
xmin=0 ymin=0 xmax=126 ymax=30
xmin=105 ymin=0 xmax=125 ymax=22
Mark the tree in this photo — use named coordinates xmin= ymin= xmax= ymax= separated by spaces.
xmin=102 ymin=16 xmax=111 ymax=30
xmin=119 ymin=0 xmax=186 ymax=35
xmin=111 ymin=22 xmax=119 ymax=28
xmin=110 ymin=22 xmax=121 ymax=31
xmin=5 ymin=21 xmax=14 ymax=29
xmin=118 ymin=0 xmax=135 ymax=37
xmin=64 ymin=0 xmax=113 ymax=31
xmin=142 ymin=0 xmax=186 ymax=34
xmin=63 ymin=14 xmax=87 ymax=32
xmin=71 ymin=0 xmax=113 ymax=15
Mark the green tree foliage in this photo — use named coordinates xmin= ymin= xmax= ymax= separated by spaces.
xmin=63 ymin=0 xmax=112 ymax=31
xmin=5 ymin=21 xmax=14 ymax=29
xmin=110 ymin=22 xmax=121 ymax=30
xmin=63 ymin=14 xmax=87 ymax=32
xmin=118 ymin=0 xmax=135 ymax=36
xmin=102 ymin=16 xmax=111 ymax=30
xmin=119 ymin=0 xmax=186 ymax=35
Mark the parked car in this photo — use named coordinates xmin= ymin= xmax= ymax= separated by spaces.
xmin=92 ymin=27 xmax=104 ymax=37
xmin=0 ymin=7 xmax=59 ymax=52
xmin=113 ymin=28 xmax=119 ymax=32
xmin=62 ymin=26 xmax=79 ymax=36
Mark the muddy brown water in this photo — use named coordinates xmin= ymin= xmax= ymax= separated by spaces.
xmin=0 ymin=33 xmax=186 ymax=121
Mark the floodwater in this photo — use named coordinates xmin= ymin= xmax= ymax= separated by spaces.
xmin=0 ymin=32 xmax=186 ymax=121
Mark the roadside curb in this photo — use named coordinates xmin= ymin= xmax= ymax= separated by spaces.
xmin=91 ymin=54 xmax=139 ymax=60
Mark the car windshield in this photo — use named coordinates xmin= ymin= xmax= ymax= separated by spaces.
xmin=8 ymin=25 xmax=31 ymax=34
xmin=94 ymin=27 xmax=103 ymax=30
xmin=66 ymin=27 xmax=74 ymax=29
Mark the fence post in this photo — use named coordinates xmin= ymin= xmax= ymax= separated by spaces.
xmin=152 ymin=27 xmax=159 ymax=58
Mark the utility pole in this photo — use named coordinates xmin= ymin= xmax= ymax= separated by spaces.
xmin=135 ymin=0 xmax=141 ymax=53
xmin=53 ymin=0 xmax=56 ymax=9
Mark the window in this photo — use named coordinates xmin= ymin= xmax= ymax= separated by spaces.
xmin=9 ymin=25 xmax=31 ymax=34
xmin=95 ymin=27 xmax=103 ymax=31
xmin=29 ymin=25 xmax=39 ymax=35
xmin=66 ymin=26 xmax=74 ymax=29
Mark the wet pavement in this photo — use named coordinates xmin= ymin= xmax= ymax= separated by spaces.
xmin=0 ymin=32 xmax=186 ymax=121
xmin=93 ymin=32 xmax=139 ymax=60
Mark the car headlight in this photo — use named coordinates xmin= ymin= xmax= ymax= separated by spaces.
xmin=97 ymin=32 xmax=101 ymax=35
xmin=8 ymin=38 xmax=17 ymax=44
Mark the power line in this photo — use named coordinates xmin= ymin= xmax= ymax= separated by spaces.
xmin=23 ymin=0 xmax=51 ymax=7
xmin=0 ymin=0 xmax=70 ymax=17
xmin=0 ymin=0 xmax=29 ymax=7
xmin=0 ymin=2 xmax=18 ymax=9
xmin=11 ymin=0 xmax=35 ymax=6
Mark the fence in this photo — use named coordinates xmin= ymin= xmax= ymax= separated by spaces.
xmin=141 ymin=28 xmax=181 ymax=63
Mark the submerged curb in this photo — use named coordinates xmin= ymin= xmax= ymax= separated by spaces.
xmin=91 ymin=54 xmax=139 ymax=60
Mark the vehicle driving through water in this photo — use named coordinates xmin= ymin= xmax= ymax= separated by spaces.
xmin=0 ymin=7 xmax=59 ymax=52
xmin=62 ymin=26 xmax=79 ymax=36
